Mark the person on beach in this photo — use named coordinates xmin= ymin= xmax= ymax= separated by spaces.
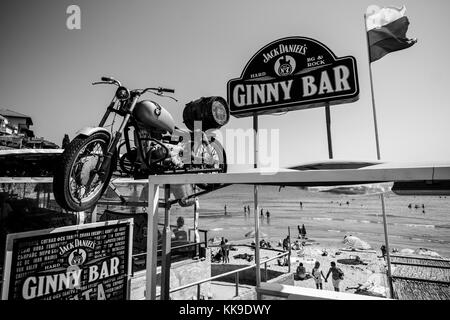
xmin=312 ymin=261 xmax=326 ymax=290
xmin=299 ymin=201 xmax=303 ymax=209
xmin=301 ymin=224 xmax=307 ymax=239
xmin=380 ymin=245 xmax=386 ymax=259
xmin=296 ymin=262 xmax=307 ymax=280
xmin=172 ymin=217 xmax=187 ymax=241
xmin=266 ymin=210 xmax=270 ymax=218
xmin=325 ymin=261 xmax=344 ymax=292
xmin=282 ymin=236 xmax=290 ymax=251
xmin=224 ymin=239 xmax=230 ymax=263
xmin=277 ymin=253 xmax=288 ymax=266
xmin=224 ymin=204 xmax=227 ymax=215
xmin=220 ymin=238 xmax=226 ymax=263
xmin=244 ymin=205 xmax=247 ymax=215
xmin=260 ymin=208 xmax=264 ymax=217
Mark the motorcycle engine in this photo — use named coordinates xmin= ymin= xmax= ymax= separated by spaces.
xmin=165 ymin=143 xmax=185 ymax=168
xmin=147 ymin=142 xmax=185 ymax=169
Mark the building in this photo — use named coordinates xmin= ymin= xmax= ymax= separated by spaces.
xmin=0 ymin=108 xmax=59 ymax=149
xmin=0 ymin=109 xmax=34 ymax=137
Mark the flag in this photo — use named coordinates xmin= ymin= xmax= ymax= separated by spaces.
xmin=365 ymin=5 xmax=417 ymax=63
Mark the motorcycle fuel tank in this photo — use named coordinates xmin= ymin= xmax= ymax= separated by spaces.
xmin=133 ymin=100 xmax=175 ymax=133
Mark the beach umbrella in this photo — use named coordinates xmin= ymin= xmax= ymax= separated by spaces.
xmin=343 ymin=235 xmax=372 ymax=250
xmin=244 ymin=230 xmax=267 ymax=238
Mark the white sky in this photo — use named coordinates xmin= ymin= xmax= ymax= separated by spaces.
xmin=1 ymin=0 xmax=449 ymax=170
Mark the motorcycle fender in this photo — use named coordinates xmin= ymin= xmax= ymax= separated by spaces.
xmin=76 ymin=126 xmax=111 ymax=139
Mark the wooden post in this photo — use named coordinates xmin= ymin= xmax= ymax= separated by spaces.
xmin=161 ymin=184 xmax=172 ymax=300
xmin=146 ymin=182 xmax=160 ymax=300
xmin=253 ymin=113 xmax=261 ymax=289
xmin=325 ymin=103 xmax=333 ymax=159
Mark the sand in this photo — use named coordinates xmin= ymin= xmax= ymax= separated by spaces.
xmin=212 ymin=241 xmax=390 ymax=298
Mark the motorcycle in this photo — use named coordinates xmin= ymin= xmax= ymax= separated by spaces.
xmin=53 ymin=76 xmax=229 ymax=212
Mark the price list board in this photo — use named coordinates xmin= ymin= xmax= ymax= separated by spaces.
xmin=1 ymin=219 xmax=133 ymax=300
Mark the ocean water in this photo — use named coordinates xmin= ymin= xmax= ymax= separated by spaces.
xmin=161 ymin=184 xmax=450 ymax=258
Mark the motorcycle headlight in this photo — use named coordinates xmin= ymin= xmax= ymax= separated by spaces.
xmin=183 ymin=96 xmax=230 ymax=131
xmin=212 ymin=100 xmax=228 ymax=126
xmin=116 ymin=86 xmax=130 ymax=100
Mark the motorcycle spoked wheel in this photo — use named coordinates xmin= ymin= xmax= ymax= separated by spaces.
xmin=194 ymin=139 xmax=227 ymax=191
xmin=53 ymin=132 xmax=116 ymax=212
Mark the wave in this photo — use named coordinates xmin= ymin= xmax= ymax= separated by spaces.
xmin=392 ymin=223 xmax=435 ymax=228
xmin=435 ymin=224 xmax=450 ymax=229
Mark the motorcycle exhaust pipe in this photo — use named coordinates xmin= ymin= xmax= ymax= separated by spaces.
xmin=171 ymin=184 xmax=196 ymax=207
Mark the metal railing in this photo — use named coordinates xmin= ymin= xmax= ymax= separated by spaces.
xmin=168 ymin=250 xmax=290 ymax=299
xmin=130 ymin=224 xmax=209 ymax=275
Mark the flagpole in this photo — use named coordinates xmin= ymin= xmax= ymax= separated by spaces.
xmin=364 ymin=13 xmax=394 ymax=298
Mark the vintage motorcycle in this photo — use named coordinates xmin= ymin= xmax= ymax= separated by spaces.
xmin=53 ymin=76 xmax=229 ymax=212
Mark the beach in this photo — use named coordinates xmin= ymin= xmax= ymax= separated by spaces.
xmin=210 ymin=242 xmax=390 ymax=298
xmin=156 ymin=184 xmax=450 ymax=259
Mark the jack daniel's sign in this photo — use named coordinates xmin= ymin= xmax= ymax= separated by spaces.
xmin=227 ymin=37 xmax=359 ymax=117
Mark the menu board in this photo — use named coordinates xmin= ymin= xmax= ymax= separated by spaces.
xmin=1 ymin=219 xmax=133 ymax=300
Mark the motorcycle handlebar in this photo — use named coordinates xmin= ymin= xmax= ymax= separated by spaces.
xmin=159 ymin=87 xmax=175 ymax=94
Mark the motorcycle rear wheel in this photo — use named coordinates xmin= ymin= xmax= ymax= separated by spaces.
xmin=53 ymin=132 xmax=115 ymax=212
xmin=195 ymin=139 xmax=227 ymax=191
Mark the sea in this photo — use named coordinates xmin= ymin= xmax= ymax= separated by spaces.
xmin=115 ymin=183 xmax=450 ymax=259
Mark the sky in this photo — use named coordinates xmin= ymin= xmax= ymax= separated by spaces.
xmin=1 ymin=0 xmax=449 ymax=171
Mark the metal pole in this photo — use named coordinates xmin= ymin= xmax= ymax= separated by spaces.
xmin=91 ymin=205 xmax=98 ymax=223
xmin=235 ymin=272 xmax=239 ymax=297
xmin=161 ymin=184 xmax=172 ymax=300
xmin=264 ymin=262 xmax=268 ymax=282
xmin=364 ymin=13 xmax=393 ymax=298
xmin=287 ymin=226 xmax=291 ymax=273
xmin=253 ymin=113 xmax=261 ymax=289
xmin=325 ymin=103 xmax=333 ymax=159
xmin=146 ymin=182 xmax=160 ymax=300
xmin=193 ymin=197 xmax=200 ymax=257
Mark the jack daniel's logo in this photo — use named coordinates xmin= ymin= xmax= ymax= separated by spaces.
xmin=274 ymin=55 xmax=296 ymax=76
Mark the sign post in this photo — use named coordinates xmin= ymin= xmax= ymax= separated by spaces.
xmin=325 ymin=102 xmax=333 ymax=159
xmin=253 ymin=113 xmax=261 ymax=291
xmin=227 ymin=37 xmax=360 ymax=298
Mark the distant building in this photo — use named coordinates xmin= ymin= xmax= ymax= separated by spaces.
xmin=0 ymin=108 xmax=59 ymax=149
xmin=0 ymin=109 xmax=34 ymax=137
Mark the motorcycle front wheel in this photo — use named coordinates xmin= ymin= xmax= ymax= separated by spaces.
xmin=53 ymin=132 xmax=115 ymax=212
